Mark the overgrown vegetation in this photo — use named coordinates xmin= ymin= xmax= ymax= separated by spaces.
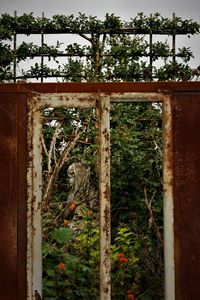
xmin=41 ymin=103 xmax=163 ymax=299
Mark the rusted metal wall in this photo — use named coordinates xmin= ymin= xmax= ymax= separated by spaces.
xmin=0 ymin=93 xmax=27 ymax=300
xmin=0 ymin=83 xmax=200 ymax=300
xmin=172 ymin=92 xmax=200 ymax=300
xmin=0 ymin=81 xmax=200 ymax=94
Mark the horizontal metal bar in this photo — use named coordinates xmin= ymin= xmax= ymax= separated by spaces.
xmin=33 ymin=93 xmax=97 ymax=108
xmin=1 ymin=82 xmax=200 ymax=95
xmin=110 ymin=92 xmax=169 ymax=102
xmin=12 ymin=29 xmax=192 ymax=36
xmin=15 ymin=53 xmax=185 ymax=58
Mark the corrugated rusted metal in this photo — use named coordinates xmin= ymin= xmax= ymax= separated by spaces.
xmin=0 ymin=93 xmax=27 ymax=300
xmin=172 ymin=92 xmax=200 ymax=300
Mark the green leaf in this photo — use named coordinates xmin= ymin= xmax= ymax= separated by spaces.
xmin=46 ymin=269 xmax=55 ymax=277
xmin=50 ymin=227 xmax=72 ymax=244
xmin=44 ymin=280 xmax=56 ymax=287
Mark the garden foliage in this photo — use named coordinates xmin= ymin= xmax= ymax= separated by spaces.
xmin=41 ymin=103 xmax=163 ymax=299
xmin=0 ymin=12 xmax=199 ymax=81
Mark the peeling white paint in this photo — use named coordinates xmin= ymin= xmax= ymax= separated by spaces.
xmin=163 ymin=97 xmax=175 ymax=300
xmin=27 ymin=91 xmax=173 ymax=300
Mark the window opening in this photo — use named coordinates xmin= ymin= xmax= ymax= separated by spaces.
xmin=27 ymin=92 xmax=174 ymax=300
xmin=110 ymin=102 xmax=163 ymax=299
xmin=41 ymin=106 xmax=99 ymax=299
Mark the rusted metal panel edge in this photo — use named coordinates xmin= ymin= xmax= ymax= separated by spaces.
xmin=97 ymin=96 xmax=111 ymax=300
xmin=17 ymin=93 xmax=27 ymax=300
xmin=172 ymin=92 xmax=200 ymax=299
xmin=27 ymin=93 xmax=33 ymax=300
xmin=0 ymin=94 xmax=18 ymax=300
xmin=0 ymin=81 xmax=200 ymax=94
xmin=163 ymin=96 xmax=175 ymax=300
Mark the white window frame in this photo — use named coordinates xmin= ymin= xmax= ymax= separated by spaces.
xmin=27 ymin=92 xmax=174 ymax=300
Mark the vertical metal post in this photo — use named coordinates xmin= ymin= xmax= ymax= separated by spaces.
xmin=162 ymin=97 xmax=175 ymax=300
xmin=172 ymin=13 xmax=176 ymax=81
xmin=41 ymin=12 xmax=44 ymax=83
xmin=98 ymin=96 xmax=111 ymax=300
xmin=149 ymin=14 xmax=153 ymax=81
xmin=27 ymin=96 xmax=42 ymax=299
xmin=13 ymin=10 xmax=17 ymax=82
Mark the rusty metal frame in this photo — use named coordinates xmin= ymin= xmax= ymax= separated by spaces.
xmin=27 ymin=93 xmax=97 ymax=299
xmin=26 ymin=89 xmax=174 ymax=300
xmin=162 ymin=97 xmax=174 ymax=300
xmin=98 ymin=96 xmax=111 ymax=299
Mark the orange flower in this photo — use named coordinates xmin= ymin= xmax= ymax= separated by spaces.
xmin=117 ymin=253 xmax=125 ymax=259
xmin=117 ymin=252 xmax=128 ymax=263
xmin=127 ymin=292 xmax=135 ymax=300
xmin=119 ymin=256 xmax=128 ymax=263
xmin=63 ymin=220 xmax=70 ymax=227
xmin=69 ymin=203 xmax=77 ymax=211
xmin=57 ymin=263 xmax=65 ymax=269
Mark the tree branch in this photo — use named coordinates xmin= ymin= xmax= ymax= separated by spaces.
xmin=42 ymin=125 xmax=87 ymax=209
xmin=144 ymin=187 xmax=163 ymax=247
xmin=47 ymin=123 xmax=61 ymax=176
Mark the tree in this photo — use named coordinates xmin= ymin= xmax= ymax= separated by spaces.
xmin=0 ymin=12 xmax=199 ymax=81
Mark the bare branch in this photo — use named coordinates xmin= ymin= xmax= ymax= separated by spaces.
xmin=78 ymin=32 xmax=92 ymax=43
xmin=101 ymin=33 xmax=107 ymax=53
xmin=43 ymin=125 xmax=87 ymax=208
xmin=153 ymin=140 xmax=162 ymax=157
xmin=144 ymin=187 xmax=163 ymax=247
xmin=48 ymin=123 xmax=61 ymax=176
xmin=41 ymin=134 xmax=48 ymax=158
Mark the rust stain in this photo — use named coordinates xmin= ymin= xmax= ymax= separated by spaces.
xmin=162 ymin=95 xmax=175 ymax=300
xmin=0 ymin=82 xmax=200 ymax=94
xmin=172 ymin=92 xmax=200 ymax=300
xmin=98 ymin=96 xmax=111 ymax=300
xmin=0 ymin=93 xmax=27 ymax=299
xmin=1 ymin=83 xmax=200 ymax=300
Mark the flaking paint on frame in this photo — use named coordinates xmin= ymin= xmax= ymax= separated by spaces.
xmin=26 ymin=91 xmax=172 ymax=300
